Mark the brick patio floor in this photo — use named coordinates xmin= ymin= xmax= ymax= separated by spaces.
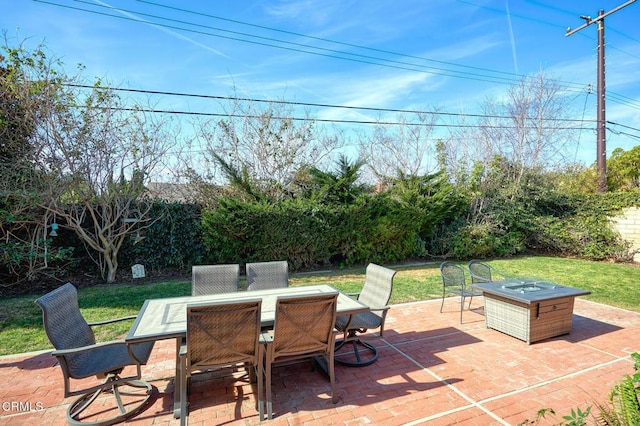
xmin=1 ymin=296 xmax=638 ymax=425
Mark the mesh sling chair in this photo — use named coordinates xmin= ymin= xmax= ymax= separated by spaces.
xmin=246 ymin=260 xmax=289 ymax=291
xmin=261 ymin=293 xmax=339 ymax=420
xmin=440 ymin=262 xmax=483 ymax=323
xmin=468 ymin=260 xmax=493 ymax=284
xmin=191 ymin=264 xmax=240 ymax=295
xmin=334 ymin=263 xmax=396 ymax=367
xmin=35 ymin=283 xmax=155 ymax=426
xmin=178 ymin=299 xmax=263 ymax=426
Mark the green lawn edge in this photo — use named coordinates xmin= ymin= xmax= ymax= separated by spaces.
xmin=1 ymin=256 xmax=639 ymax=356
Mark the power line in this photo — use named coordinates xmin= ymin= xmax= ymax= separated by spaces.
xmin=38 ymin=0 xmax=640 ymax=111
xmin=32 ymin=0 xmax=640 ymax=118
xmin=35 ymin=0 xmax=591 ymax=92
xmin=78 ymin=105 xmax=594 ymax=131
xmin=607 ymin=120 xmax=640 ymax=133
xmin=137 ymin=0 xmax=525 ymax=80
xmin=65 ymin=83 xmax=597 ymax=124
xmin=609 ymin=129 xmax=640 ymax=141
xmin=33 ymin=0 xmax=518 ymax=86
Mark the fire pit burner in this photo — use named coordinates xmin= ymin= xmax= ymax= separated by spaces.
xmin=502 ymin=282 xmax=557 ymax=293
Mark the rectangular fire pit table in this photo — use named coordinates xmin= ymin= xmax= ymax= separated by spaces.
xmin=472 ymin=280 xmax=590 ymax=344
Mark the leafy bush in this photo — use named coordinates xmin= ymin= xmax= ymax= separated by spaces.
xmin=120 ymin=202 xmax=205 ymax=273
xmin=593 ymin=352 xmax=640 ymax=425
xmin=201 ymin=194 xmax=421 ymax=270
xmin=437 ymin=221 xmax=526 ymax=259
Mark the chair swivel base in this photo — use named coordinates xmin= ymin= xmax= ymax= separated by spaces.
xmin=67 ymin=378 xmax=155 ymax=426
xmin=334 ymin=339 xmax=379 ymax=367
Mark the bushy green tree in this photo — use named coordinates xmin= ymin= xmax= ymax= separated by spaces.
xmin=304 ymin=154 xmax=369 ymax=205
xmin=607 ymin=146 xmax=640 ymax=191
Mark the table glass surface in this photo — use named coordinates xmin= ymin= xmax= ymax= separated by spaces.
xmin=126 ymin=284 xmax=367 ymax=343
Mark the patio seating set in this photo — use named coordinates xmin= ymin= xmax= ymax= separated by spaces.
xmin=35 ymin=260 xmax=396 ymax=425
xmin=34 ymin=259 xmax=592 ymax=425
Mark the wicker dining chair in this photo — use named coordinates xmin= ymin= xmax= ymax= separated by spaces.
xmin=35 ymin=283 xmax=155 ymax=426
xmin=178 ymin=299 xmax=263 ymax=425
xmin=246 ymin=260 xmax=289 ymax=291
xmin=468 ymin=260 xmax=493 ymax=284
xmin=191 ymin=264 xmax=239 ymax=295
xmin=334 ymin=263 xmax=396 ymax=367
xmin=440 ymin=262 xmax=483 ymax=323
xmin=261 ymin=293 xmax=339 ymax=420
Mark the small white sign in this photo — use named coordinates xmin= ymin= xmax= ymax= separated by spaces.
xmin=132 ymin=264 xmax=146 ymax=279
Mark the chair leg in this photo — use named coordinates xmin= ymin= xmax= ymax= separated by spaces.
xmin=265 ymin=352 xmax=273 ymax=420
xmin=256 ymin=347 xmax=265 ymax=422
xmin=66 ymin=376 xmax=154 ymax=426
xmin=335 ymin=334 xmax=380 ymax=367
xmin=328 ymin=353 xmax=337 ymax=404
xmin=179 ymin=352 xmax=188 ymax=426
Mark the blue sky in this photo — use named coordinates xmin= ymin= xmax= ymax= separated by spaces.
xmin=2 ymin=0 xmax=640 ymax=168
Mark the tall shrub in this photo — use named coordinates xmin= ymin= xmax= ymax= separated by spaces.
xmin=201 ymin=193 xmax=421 ymax=270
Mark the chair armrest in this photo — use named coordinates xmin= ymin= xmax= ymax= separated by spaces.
xmin=368 ymin=305 xmax=391 ymax=313
xmin=260 ymin=331 xmax=273 ymax=345
xmin=88 ymin=315 xmax=137 ymax=327
xmin=51 ymin=340 xmax=127 ymax=357
xmin=346 ymin=292 xmax=360 ymax=299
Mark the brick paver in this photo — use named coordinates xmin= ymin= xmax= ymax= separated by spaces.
xmin=1 ymin=297 xmax=638 ymax=425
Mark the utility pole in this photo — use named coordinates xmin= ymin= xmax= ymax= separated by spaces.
xmin=566 ymin=0 xmax=636 ymax=193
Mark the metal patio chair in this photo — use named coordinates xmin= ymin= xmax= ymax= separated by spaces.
xmin=191 ymin=264 xmax=239 ymax=295
xmin=261 ymin=292 xmax=339 ymax=420
xmin=334 ymin=263 xmax=396 ymax=367
xmin=178 ymin=299 xmax=263 ymax=425
xmin=440 ymin=262 xmax=483 ymax=323
xmin=468 ymin=259 xmax=493 ymax=284
xmin=246 ymin=260 xmax=289 ymax=291
xmin=35 ymin=283 xmax=155 ymax=426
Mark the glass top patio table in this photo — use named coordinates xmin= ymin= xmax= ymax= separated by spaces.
xmin=126 ymin=284 xmax=369 ymax=419
xmin=126 ymin=284 xmax=369 ymax=343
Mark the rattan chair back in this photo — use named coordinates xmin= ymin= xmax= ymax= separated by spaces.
xmin=246 ymin=260 xmax=289 ymax=291
xmin=185 ymin=299 xmax=262 ymax=370
xmin=271 ymin=293 xmax=338 ymax=358
xmin=264 ymin=293 xmax=338 ymax=419
xmin=192 ymin=264 xmax=239 ymax=295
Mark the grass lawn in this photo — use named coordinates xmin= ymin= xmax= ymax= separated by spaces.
xmin=1 ymin=255 xmax=639 ymax=356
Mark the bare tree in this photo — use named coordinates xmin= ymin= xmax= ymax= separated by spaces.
xmin=358 ymin=110 xmax=441 ymax=183
xmin=193 ymin=94 xmax=344 ymax=200
xmin=2 ymin=38 xmax=175 ymax=283
xmin=444 ymin=71 xmax=577 ymax=187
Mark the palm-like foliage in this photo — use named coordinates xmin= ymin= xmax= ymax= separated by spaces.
xmin=593 ymin=353 xmax=640 ymax=425
xmin=306 ymin=155 xmax=367 ymax=204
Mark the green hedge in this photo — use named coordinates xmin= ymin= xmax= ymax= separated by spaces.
xmin=120 ymin=202 xmax=205 ymax=272
xmin=201 ymin=194 xmax=422 ymax=270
